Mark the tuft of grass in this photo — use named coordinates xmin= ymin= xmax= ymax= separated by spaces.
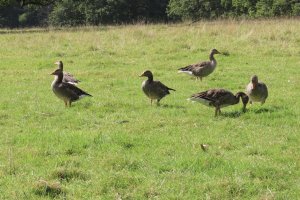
xmin=34 ymin=180 xmax=64 ymax=197
xmin=52 ymin=167 xmax=88 ymax=181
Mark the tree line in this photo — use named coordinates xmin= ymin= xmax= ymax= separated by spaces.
xmin=0 ymin=0 xmax=299 ymax=27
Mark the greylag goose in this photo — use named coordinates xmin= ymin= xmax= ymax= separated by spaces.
xmin=140 ymin=70 xmax=175 ymax=105
xmin=246 ymin=75 xmax=268 ymax=105
xmin=178 ymin=49 xmax=221 ymax=81
xmin=51 ymin=69 xmax=92 ymax=107
xmin=189 ymin=89 xmax=249 ymax=116
xmin=55 ymin=61 xmax=80 ymax=85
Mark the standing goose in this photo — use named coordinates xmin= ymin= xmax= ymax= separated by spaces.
xmin=246 ymin=75 xmax=268 ymax=105
xmin=189 ymin=89 xmax=249 ymax=117
xmin=51 ymin=69 xmax=92 ymax=107
xmin=55 ymin=61 xmax=80 ymax=85
xmin=140 ymin=70 xmax=175 ymax=105
xmin=178 ymin=49 xmax=221 ymax=81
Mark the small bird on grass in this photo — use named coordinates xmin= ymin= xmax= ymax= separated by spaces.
xmin=188 ymin=89 xmax=249 ymax=117
xmin=51 ymin=68 xmax=92 ymax=107
xmin=140 ymin=70 xmax=175 ymax=105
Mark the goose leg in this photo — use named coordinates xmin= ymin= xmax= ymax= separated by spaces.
xmin=150 ymin=99 xmax=153 ymax=105
xmin=64 ymin=101 xmax=67 ymax=107
xmin=215 ymin=107 xmax=221 ymax=117
xmin=242 ymin=105 xmax=247 ymax=112
xmin=157 ymin=99 xmax=161 ymax=106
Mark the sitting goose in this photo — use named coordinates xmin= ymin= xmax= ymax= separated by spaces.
xmin=140 ymin=70 xmax=175 ymax=105
xmin=51 ymin=68 xmax=92 ymax=107
xmin=246 ymin=75 xmax=268 ymax=105
xmin=189 ymin=89 xmax=249 ymax=117
xmin=178 ymin=49 xmax=221 ymax=81
xmin=55 ymin=61 xmax=80 ymax=85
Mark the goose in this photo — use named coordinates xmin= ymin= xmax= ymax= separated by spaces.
xmin=246 ymin=75 xmax=268 ymax=105
xmin=188 ymin=89 xmax=249 ymax=117
xmin=178 ymin=49 xmax=221 ymax=81
xmin=51 ymin=68 xmax=92 ymax=107
xmin=54 ymin=61 xmax=80 ymax=85
xmin=140 ymin=70 xmax=175 ymax=105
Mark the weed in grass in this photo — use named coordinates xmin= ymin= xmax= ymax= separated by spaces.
xmin=52 ymin=167 xmax=88 ymax=181
xmin=34 ymin=180 xmax=64 ymax=197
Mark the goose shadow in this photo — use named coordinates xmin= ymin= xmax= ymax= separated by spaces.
xmin=251 ymin=105 xmax=281 ymax=114
xmin=159 ymin=104 xmax=186 ymax=109
xmin=221 ymin=106 xmax=282 ymax=118
xmin=221 ymin=110 xmax=244 ymax=118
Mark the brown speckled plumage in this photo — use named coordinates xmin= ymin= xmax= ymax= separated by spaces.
xmin=189 ymin=89 xmax=249 ymax=116
xmin=246 ymin=75 xmax=268 ymax=105
xmin=140 ymin=70 xmax=175 ymax=105
xmin=178 ymin=49 xmax=221 ymax=81
xmin=51 ymin=69 xmax=91 ymax=107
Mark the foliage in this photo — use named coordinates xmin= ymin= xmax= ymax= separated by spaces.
xmin=168 ymin=0 xmax=300 ymax=19
xmin=49 ymin=0 xmax=85 ymax=26
xmin=0 ymin=0 xmax=300 ymax=27
xmin=52 ymin=0 xmax=169 ymax=25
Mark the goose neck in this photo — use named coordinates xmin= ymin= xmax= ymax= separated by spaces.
xmin=147 ymin=75 xmax=153 ymax=82
xmin=209 ymin=52 xmax=216 ymax=62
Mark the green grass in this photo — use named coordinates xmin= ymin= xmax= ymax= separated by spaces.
xmin=0 ymin=19 xmax=299 ymax=199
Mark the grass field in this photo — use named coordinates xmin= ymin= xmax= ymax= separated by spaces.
xmin=0 ymin=19 xmax=299 ymax=199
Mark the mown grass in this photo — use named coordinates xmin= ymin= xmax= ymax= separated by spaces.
xmin=0 ymin=19 xmax=299 ymax=199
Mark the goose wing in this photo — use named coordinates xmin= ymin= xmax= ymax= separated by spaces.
xmin=259 ymin=82 xmax=268 ymax=98
xmin=63 ymin=72 xmax=80 ymax=84
xmin=154 ymin=81 xmax=175 ymax=92
xmin=56 ymin=82 xmax=92 ymax=101
xmin=62 ymin=82 xmax=92 ymax=97
xmin=190 ymin=89 xmax=232 ymax=106
xmin=178 ymin=61 xmax=210 ymax=72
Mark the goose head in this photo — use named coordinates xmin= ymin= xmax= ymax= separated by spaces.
xmin=54 ymin=61 xmax=63 ymax=70
xmin=251 ymin=75 xmax=258 ymax=89
xmin=51 ymin=68 xmax=63 ymax=76
xmin=139 ymin=70 xmax=153 ymax=79
xmin=211 ymin=48 xmax=221 ymax=55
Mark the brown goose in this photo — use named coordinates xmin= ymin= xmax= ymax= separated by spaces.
xmin=51 ymin=69 xmax=92 ymax=107
xmin=246 ymin=75 xmax=268 ymax=105
xmin=178 ymin=49 xmax=221 ymax=81
xmin=54 ymin=61 xmax=80 ymax=85
xmin=189 ymin=89 xmax=249 ymax=116
xmin=140 ymin=70 xmax=175 ymax=105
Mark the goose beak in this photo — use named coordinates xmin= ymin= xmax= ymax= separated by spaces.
xmin=50 ymin=71 xmax=56 ymax=75
xmin=139 ymin=74 xmax=144 ymax=77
